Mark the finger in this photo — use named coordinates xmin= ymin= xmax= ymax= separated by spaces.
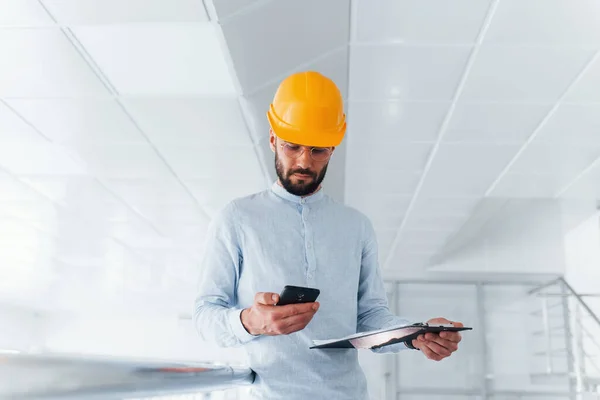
xmin=255 ymin=292 xmax=279 ymax=305
xmin=277 ymin=302 xmax=319 ymax=319
xmin=427 ymin=317 xmax=451 ymax=325
xmin=276 ymin=313 xmax=315 ymax=334
xmin=418 ymin=342 xmax=442 ymax=361
xmin=440 ymin=331 xmax=462 ymax=343
xmin=422 ymin=339 xmax=452 ymax=358
xmin=451 ymin=321 xmax=464 ymax=328
xmin=424 ymin=333 xmax=458 ymax=352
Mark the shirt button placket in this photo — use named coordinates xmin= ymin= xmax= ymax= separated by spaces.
xmin=302 ymin=205 xmax=315 ymax=283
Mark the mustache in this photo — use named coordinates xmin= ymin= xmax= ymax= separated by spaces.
xmin=289 ymin=169 xmax=316 ymax=178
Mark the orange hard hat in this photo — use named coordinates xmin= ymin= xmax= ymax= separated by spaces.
xmin=267 ymin=71 xmax=346 ymax=148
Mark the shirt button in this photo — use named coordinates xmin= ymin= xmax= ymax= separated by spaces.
xmin=307 ymin=243 xmax=312 ymax=249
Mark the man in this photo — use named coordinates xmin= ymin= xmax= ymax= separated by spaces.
xmin=194 ymin=71 xmax=463 ymax=399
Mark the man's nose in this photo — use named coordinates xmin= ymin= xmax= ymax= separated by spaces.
xmin=295 ymin=148 xmax=313 ymax=169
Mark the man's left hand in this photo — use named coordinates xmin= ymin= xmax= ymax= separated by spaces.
xmin=411 ymin=317 xmax=463 ymax=361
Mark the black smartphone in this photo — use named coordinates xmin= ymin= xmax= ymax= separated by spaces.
xmin=276 ymin=285 xmax=320 ymax=306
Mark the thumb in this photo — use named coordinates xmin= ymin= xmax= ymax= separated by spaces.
xmin=427 ymin=317 xmax=451 ymax=325
xmin=255 ymin=292 xmax=279 ymax=305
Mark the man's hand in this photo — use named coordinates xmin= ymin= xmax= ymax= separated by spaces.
xmin=241 ymin=292 xmax=319 ymax=336
xmin=411 ymin=317 xmax=463 ymax=361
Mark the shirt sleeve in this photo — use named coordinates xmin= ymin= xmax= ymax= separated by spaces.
xmin=193 ymin=201 xmax=258 ymax=347
xmin=356 ymin=215 xmax=412 ymax=353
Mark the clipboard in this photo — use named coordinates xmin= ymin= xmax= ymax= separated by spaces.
xmin=309 ymin=323 xmax=472 ymax=349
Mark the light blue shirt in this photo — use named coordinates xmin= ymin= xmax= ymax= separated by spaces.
xmin=193 ymin=182 xmax=411 ymax=399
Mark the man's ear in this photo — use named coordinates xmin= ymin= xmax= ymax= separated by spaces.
xmin=269 ymin=129 xmax=276 ymax=153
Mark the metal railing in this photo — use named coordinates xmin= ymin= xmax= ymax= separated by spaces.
xmin=529 ymin=277 xmax=600 ymax=397
xmin=0 ymin=352 xmax=255 ymax=399
xmin=380 ymin=278 xmax=600 ymax=400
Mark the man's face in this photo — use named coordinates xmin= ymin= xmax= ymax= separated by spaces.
xmin=272 ymin=136 xmax=331 ymax=197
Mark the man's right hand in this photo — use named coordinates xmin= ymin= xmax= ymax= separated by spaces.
xmin=241 ymin=292 xmax=319 ymax=336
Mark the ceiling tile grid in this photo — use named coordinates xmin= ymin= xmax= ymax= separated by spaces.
xmin=355 ymin=0 xmax=492 ymax=45
xmin=2 ymin=0 xmax=600 ymax=315
xmin=72 ymin=24 xmax=237 ymax=96
xmin=41 ymin=0 xmax=210 ymax=25
xmin=0 ymin=28 xmax=110 ymax=98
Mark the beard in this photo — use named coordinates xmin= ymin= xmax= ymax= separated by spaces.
xmin=275 ymin=151 xmax=328 ymax=197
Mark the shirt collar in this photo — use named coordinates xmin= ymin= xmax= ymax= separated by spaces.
xmin=270 ymin=181 xmax=325 ymax=204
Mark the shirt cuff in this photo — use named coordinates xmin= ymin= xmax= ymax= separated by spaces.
xmin=228 ymin=308 xmax=259 ymax=344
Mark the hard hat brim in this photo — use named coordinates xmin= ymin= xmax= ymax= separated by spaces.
xmin=267 ymin=108 xmax=346 ymax=148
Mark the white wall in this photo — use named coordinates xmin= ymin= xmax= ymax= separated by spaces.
xmin=0 ymin=302 xmax=44 ymax=352
xmin=432 ymin=199 xmax=568 ymax=275
xmin=565 ymin=212 xmax=600 ymax=295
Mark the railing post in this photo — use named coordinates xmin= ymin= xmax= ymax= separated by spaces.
xmin=561 ymin=281 xmax=577 ymax=400
xmin=541 ymin=295 xmax=553 ymax=374
xmin=572 ymin=301 xmax=585 ymax=395
xmin=476 ymin=282 xmax=490 ymax=400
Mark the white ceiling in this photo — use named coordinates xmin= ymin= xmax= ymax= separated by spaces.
xmin=1 ymin=0 xmax=600 ymax=315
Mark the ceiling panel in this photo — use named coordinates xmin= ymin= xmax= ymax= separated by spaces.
xmin=135 ymin=205 xmax=208 ymax=228
xmin=346 ymin=168 xmax=422 ymax=196
xmin=109 ymin=219 xmax=166 ymax=250
xmin=396 ymin=228 xmax=453 ymax=251
xmin=410 ymin=196 xmax=480 ymax=217
xmin=211 ymin=0 xmax=259 ymax=21
xmin=0 ymin=196 xmax=59 ymax=224
xmin=347 ymin=101 xmax=449 ymax=143
xmin=419 ymin=144 xmax=519 ymax=197
xmin=355 ymin=0 xmax=491 ymax=44
xmin=185 ymin=177 xmax=266 ymax=213
xmin=564 ymin=54 xmax=600 ymax=102
xmin=7 ymin=99 xmax=144 ymax=145
xmin=459 ymin=45 xmax=596 ymax=102
xmin=384 ymin=250 xmax=432 ymax=270
xmin=347 ymin=142 xmax=433 ymax=172
xmin=158 ymin=144 xmax=263 ymax=180
xmin=220 ymin=0 xmax=349 ymax=92
xmin=509 ymin=143 xmax=600 ymax=177
xmin=559 ymin=162 xmax=600 ymax=199
xmin=444 ymin=102 xmax=552 ymax=144
xmin=425 ymin=143 xmax=519 ymax=176
xmin=0 ymin=28 xmax=109 ymax=97
xmin=68 ymin=144 xmax=172 ymax=179
xmin=121 ymin=97 xmax=251 ymax=145
xmin=402 ymin=213 xmax=470 ymax=232
xmin=0 ymin=0 xmax=54 ymax=26
xmin=489 ymin=173 xmax=575 ymax=198
xmin=346 ymin=193 xmax=412 ymax=217
xmin=0 ymin=142 xmax=87 ymax=175
xmin=20 ymin=176 xmax=118 ymax=205
xmin=42 ymin=0 xmax=209 ymax=24
xmin=420 ymin=171 xmax=500 ymax=197
xmin=376 ymin=229 xmax=399 ymax=260
xmin=105 ymin=178 xmax=197 ymax=206
xmin=19 ymin=177 xmax=137 ymax=225
xmin=534 ymin=104 xmax=600 ymax=145
xmin=350 ymin=45 xmax=472 ymax=101
xmin=0 ymin=101 xmax=43 ymax=142
xmin=485 ymin=0 xmax=600 ymax=45
xmin=0 ymin=171 xmax=44 ymax=201
xmin=370 ymin=213 xmax=405 ymax=233
xmin=73 ymin=24 xmax=236 ymax=96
